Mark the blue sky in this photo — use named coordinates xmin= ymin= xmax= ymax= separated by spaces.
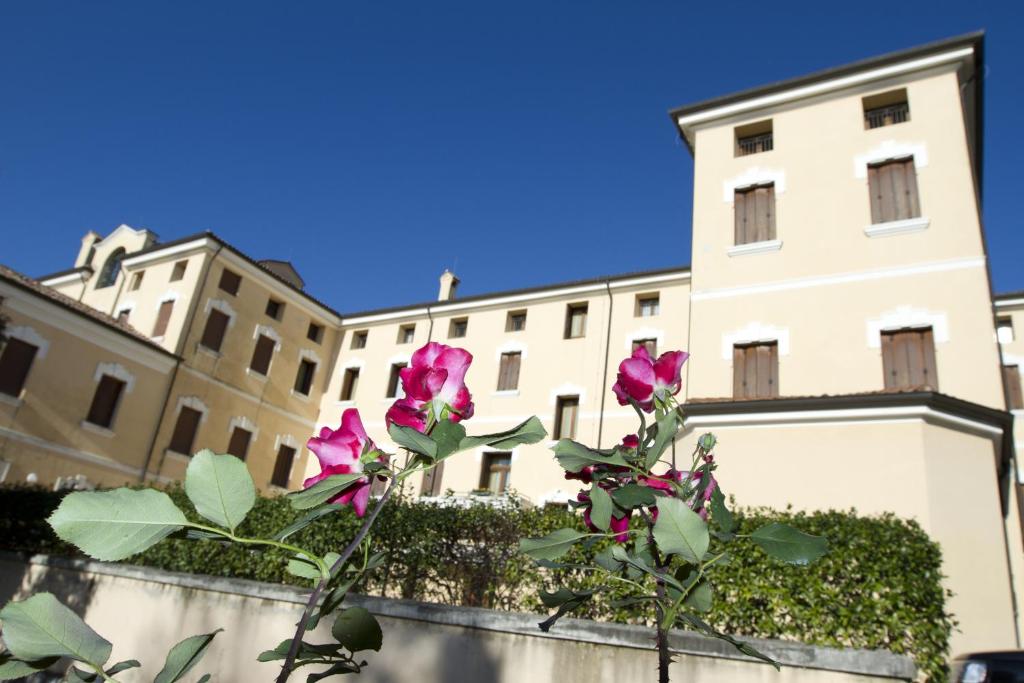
xmin=2 ymin=2 xmax=1022 ymax=311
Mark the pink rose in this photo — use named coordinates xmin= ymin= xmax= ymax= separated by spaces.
xmin=303 ymin=409 xmax=385 ymax=517
xmin=612 ymin=346 xmax=688 ymax=413
xmin=385 ymin=342 xmax=474 ymax=433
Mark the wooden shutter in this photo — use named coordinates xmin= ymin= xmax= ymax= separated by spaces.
xmin=881 ymin=328 xmax=937 ymax=390
xmin=733 ymin=343 xmax=778 ymax=399
xmin=555 ymin=397 xmax=579 ymax=439
xmin=0 ymin=338 xmax=38 ymax=397
xmin=226 ymin=427 xmax=252 ymax=460
xmin=420 ymin=459 xmax=445 ymax=496
xmin=86 ymin=376 xmax=126 ymax=428
xmin=271 ymin=445 xmax=296 ymax=487
xmin=869 ymin=158 xmax=920 ymax=223
xmin=480 ymin=453 xmax=511 ymax=493
xmin=250 ymin=335 xmax=275 ymax=375
xmin=152 ymin=301 xmax=174 ymax=337
xmin=294 ymin=360 xmax=316 ymax=394
xmin=497 ymin=352 xmax=521 ymax=391
xmin=340 ymin=368 xmax=360 ymax=400
xmin=169 ymin=407 xmax=202 ymax=455
xmin=219 ymin=269 xmax=241 ymax=295
xmin=1004 ymin=365 xmax=1024 ymax=410
xmin=735 ymin=184 xmax=775 ymax=244
xmin=387 ymin=363 xmax=406 ymax=398
xmin=200 ymin=309 xmax=229 ymax=351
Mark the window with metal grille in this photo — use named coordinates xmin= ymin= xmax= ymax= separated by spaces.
xmin=868 ymin=158 xmax=920 ymax=224
xmin=266 ymin=298 xmax=284 ymax=320
xmin=554 ymin=396 xmax=579 ymax=439
xmin=86 ymin=375 xmax=126 ymax=429
xmin=863 ymin=89 xmax=910 ymax=129
xmin=632 ymin=339 xmax=658 ymax=357
xmin=170 ymin=261 xmax=187 ymax=282
xmin=506 ymin=310 xmax=526 ymax=332
xmin=881 ymin=328 xmax=937 ymax=390
xmin=732 ymin=342 xmax=779 ymax=399
xmin=0 ymin=338 xmax=38 ymax=398
xmin=200 ymin=309 xmax=230 ymax=352
xmin=307 ymin=323 xmax=323 ymax=344
xmin=735 ymin=119 xmax=773 ymax=156
xmin=294 ymin=359 xmax=317 ymax=395
xmin=97 ymin=249 xmax=125 ymax=289
xmin=497 ymin=352 xmax=521 ymax=391
xmin=449 ymin=318 xmax=468 ymax=338
xmin=636 ymin=295 xmax=660 ymax=318
xmin=226 ymin=426 xmax=252 ymax=461
xmin=249 ymin=335 xmax=276 ymax=375
xmin=565 ymin=304 xmax=588 ymax=339
xmin=219 ymin=269 xmax=241 ymax=296
xmin=271 ymin=444 xmax=296 ymax=488
xmin=340 ymin=368 xmax=360 ymax=401
xmin=386 ymin=363 xmax=407 ymax=398
xmin=1003 ymin=365 xmax=1023 ymax=410
xmin=351 ymin=331 xmax=368 ymax=349
xmin=734 ymin=184 xmax=776 ymax=245
xmin=479 ymin=452 xmax=511 ymax=494
xmin=398 ymin=324 xmax=415 ymax=344
xmin=152 ymin=300 xmax=174 ymax=338
xmin=169 ymin=407 xmax=202 ymax=455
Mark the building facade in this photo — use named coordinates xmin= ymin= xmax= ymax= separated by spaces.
xmin=0 ymin=31 xmax=1019 ymax=657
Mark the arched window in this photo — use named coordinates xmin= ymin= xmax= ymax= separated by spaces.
xmin=96 ymin=248 xmax=126 ymax=289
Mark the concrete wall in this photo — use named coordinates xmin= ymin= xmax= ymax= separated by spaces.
xmin=0 ymin=554 xmax=916 ymax=683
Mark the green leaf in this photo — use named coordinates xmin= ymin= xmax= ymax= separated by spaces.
xmin=286 ymin=555 xmax=322 ymax=580
xmin=431 ymin=419 xmax=467 ymax=459
xmin=0 ymin=652 xmax=59 ymax=681
xmin=709 ymin=487 xmax=735 ymax=534
xmin=388 ymin=423 xmax=437 ymax=458
xmin=48 ymin=488 xmax=187 ymax=561
xmin=749 ymin=523 xmax=828 ymax=565
xmin=0 ymin=593 xmax=111 ymax=665
xmin=307 ymin=662 xmax=361 ymax=681
xmin=459 ymin=416 xmax=548 ymax=451
xmin=272 ymin=505 xmax=343 ymax=541
xmin=553 ymin=440 xmax=630 ymax=473
xmin=537 ymin=587 xmax=599 ymax=632
xmin=588 ymin=485 xmax=612 ymax=531
xmin=645 ymin=412 xmax=679 ymax=469
xmin=594 ymin=547 xmax=624 ymax=572
xmin=66 ymin=659 xmax=140 ymax=683
xmin=106 ymin=659 xmax=142 ymax=675
xmin=185 ymin=450 xmax=256 ymax=532
xmin=287 ymin=473 xmax=363 ymax=511
xmin=652 ymin=497 xmax=709 ymax=564
xmin=332 ymin=606 xmax=382 ymax=652
xmin=154 ymin=629 xmax=222 ymax=683
xmin=610 ymin=546 xmax=686 ymax=592
xmin=683 ymin=581 xmax=713 ymax=613
xmin=678 ymin=614 xmax=779 ymax=670
xmin=519 ymin=528 xmax=589 ymax=561
xmin=611 ymin=483 xmax=657 ymax=510
xmin=257 ymin=640 xmax=340 ymax=662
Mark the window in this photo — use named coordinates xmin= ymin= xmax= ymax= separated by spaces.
xmin=307 ymin=323 xmax=324 ymax=344
xmin=497 ymin=352 xmax=521 ymax=391
xmin=386 ymin=363 xmax=407 ymax=398
xmin=340 ymin=368 xmax=360 ymax=401
xmin=226 ymin=427 xmax=252 ymax=461
xmin=271 ymin=444 xmax=296 ymax=488
xmin=0 ymin=338 xmax=38 ymax=398
xmin=449 ymin=318 xmax=468 ymax=338
xmin=735 ymin=119 xmax=773 ymax=156
xmin=97 ymin=248 xmax=126 ymax=289
xmin=199 ymin=309 xmax=230 ymax=352
xmin=85 ymin=375 xmax=126 ymax=429
xmin=219 ymin=269 xmax=241 ymax=296
xmin=506 ymin=310 xmax=526 ymax=332
xmin=265 ymin=298 xmax=284 ymax=321
xmin=636 ymin=294 xmax=660 ymax=318
xmin=152 ymin=300 xmax=174 ymax=338
xmin=997 ymin=317 xmax=1015 ymax=345
xmin=554 ymin=396 xmax=579 ymax=440
xmin=294 ymin=359 xmax=317 ymax=396
xmin=170 ymin=261 xmax=187 ymax=282
xmin=116 ymin=309 xmax=131 ymax=325
xmin=881 ymin=328 xmax=937 ymax=390
xmin=632 ymin=339 xmax=658 ymax=357
xmin=1003 ymin=365 xmax=1023 ymax=410
xmin=868 ymin=158 xmax=920 ymax=224
xmin=129 ymin=271 xmax=144 ymax=291
xmin=168 ymin=407 xmax=202 ymax=455
xmin=351 ymin=331 xmax=368 ymax=349
xmin=733 ymin=342 xmax=779 ymax=399
xmin=565 ymin=304 xmax=588 ymax=339
xmin=249 ymin=335 xmax=276 ymax=375
xmin=734 ymin=184 xmax=776 ymax=245
xmin=420 ymin=460 xmax=445 ymax=497
xmin=479 ymin=452 xmax=511 ymax=494
xmin=398 ymin=324 xmax=415 ymax=344
xmin=863 ymin=89 xmax=909 ymax=129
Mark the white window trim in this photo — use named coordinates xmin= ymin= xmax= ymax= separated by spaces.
xmin=176 ymin=395 xmax=209 ymax=424
xmin=495 ymin=340 xmax=528 ymax=362
xmin=115 ymin=302 xmax=136 ymax=317
xmin=864 ymin=217 xmax=930 ymax=238
xmin=727 ymin=239 xmax=783 ymax=257
xmin=205 ymin=298 xmax=238 ymax=328
xmin=94 ymin=362 xmax=136 ymax=394
xmin=723 ymin=167 xmax=786 ymax=202
xmin=228 ymin=415 xmax=259 ymax=442
xmin=299 ymin=348 xmax=321 ymax=365
xmin=342 ymin=358 xmax=366 ymax=370
xmin=549 ymin=383 xmax=585 ymax=408
xmin=854 ymin=140 xmax=928 ymax=178
xmin=6 ymin=326 xmax=50 ymax=359
xmin=274 ymin=433 xmax=299 ymax=451
xmin=722 ymin=323 xmax=791 ymax=360
xmin=157 ymin=290 xmax=181 ymax=305
xmin=866 ymin=306 xmax=949 ymax=348
xmin=80 ymin=420 xmax=115 ymax=438
xmin=492 ymin=389 xmax=521 ymax=398
xmin=253 ymin=324 xmax=282 ymax=350
xmin=387 ymin=353 xmax=411 ymax=366
xmin=625 ymin=328 xmax=665 ymax=353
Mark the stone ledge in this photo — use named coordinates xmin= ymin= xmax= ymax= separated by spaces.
xmin=1 ymin=551 xmax=916 ymax=680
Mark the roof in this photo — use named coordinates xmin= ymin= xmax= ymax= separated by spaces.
xmin=995 ymin=290 xmax=1024 ymax=303
xmin=257 ymin=259 xmax=305 ymax=290
xmin=0 ymin=264 xmax=178 ymax=359
xmin=37 ymin=265 xmax=92 ymax=281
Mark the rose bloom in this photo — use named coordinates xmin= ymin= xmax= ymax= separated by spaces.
xmin=578 ymin=489 xmax=632 ymax=543
xmin=385 ymin=342 xmax=474 ymax=433
xmin=612 ymin=346 xmax=688 ymax=413
xmin=303 ymin=409 xmax=385 ymax=517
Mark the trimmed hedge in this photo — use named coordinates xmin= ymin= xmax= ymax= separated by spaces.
xmin=0 ymin=485 xmax=952 ymax=680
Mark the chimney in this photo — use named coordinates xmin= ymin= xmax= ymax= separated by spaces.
xmin=75 ymin=231 xmax=102 ymax=268
xmin=438 ymin=270 xmax=460 ymax=301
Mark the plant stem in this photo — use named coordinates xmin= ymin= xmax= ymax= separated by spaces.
xmin=639 ymin=509 xmax=671 ymax=683
xmin=275 ymin=473 xmax=399 ymax=683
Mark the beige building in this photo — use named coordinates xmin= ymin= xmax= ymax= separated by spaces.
xmin=0 ymin=31 xmax=1019 ymax=658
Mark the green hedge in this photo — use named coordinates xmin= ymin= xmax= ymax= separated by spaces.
xmin=0 ymin=485 xmax=952 ymax=680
